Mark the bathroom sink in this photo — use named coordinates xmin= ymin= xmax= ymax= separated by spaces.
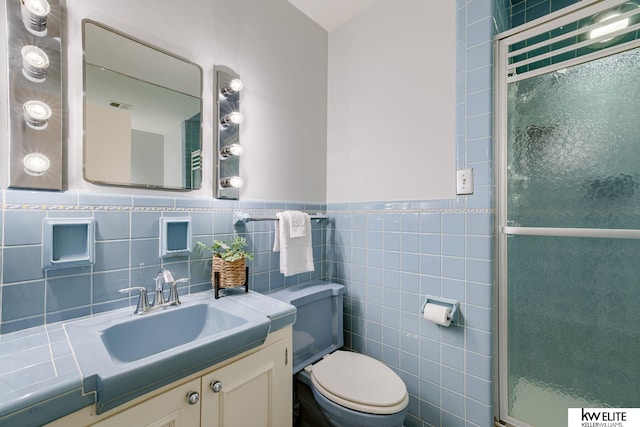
xmin=100 ymin=303 xmax=246 ymax=363
xmin=64 ymin=293 xmax=271 ymax=414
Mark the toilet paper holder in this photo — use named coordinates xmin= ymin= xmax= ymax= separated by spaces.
xmin=421 ymin=296 xmax=459 ymax=326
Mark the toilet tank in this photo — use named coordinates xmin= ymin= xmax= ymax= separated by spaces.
xmin=269 ymin=281 xmax=344 ymax=374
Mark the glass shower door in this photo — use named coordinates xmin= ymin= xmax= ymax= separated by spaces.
xmin=497 ymin=3 xmax=640 ymax=425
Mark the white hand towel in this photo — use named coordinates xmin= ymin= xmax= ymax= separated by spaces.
xmin=286 ymin=210 xmax=308 ymax=238
xmin=273 ymin=211 xmax=314 ymax=277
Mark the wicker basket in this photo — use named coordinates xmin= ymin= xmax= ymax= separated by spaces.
xmin=212 ymin=256 xmax=246 ymax=289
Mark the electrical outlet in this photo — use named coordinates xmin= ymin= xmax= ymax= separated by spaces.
xmin=456 ymin=168 xmax=474 ymax=195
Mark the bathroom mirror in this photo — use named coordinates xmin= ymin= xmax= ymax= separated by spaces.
xmin=83 ymin=21 xmax=203 ymax=190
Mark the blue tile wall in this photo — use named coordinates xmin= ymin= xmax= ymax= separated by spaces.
xmin=0 ymin=189 xmax=327 ymax=334
xmin=507 ymin=0 xmax=580 ymax=28
xmin=326 ymin=204 xmax=495 ymax=427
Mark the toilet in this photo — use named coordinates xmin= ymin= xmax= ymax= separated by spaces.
xmin=269 ymin=281 xmax=409 ymax=427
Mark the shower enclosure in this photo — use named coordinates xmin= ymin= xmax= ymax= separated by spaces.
xmin=496 ymin=1 xmax=640 ymax=426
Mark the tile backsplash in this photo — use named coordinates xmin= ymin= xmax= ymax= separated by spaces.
xmin=508 ymin=0 xmax=580 ymax=28
xmin=0 ymin=189 xmax=327 ymax=334
xmin=326 ymin=200 xmax=494 ymax=427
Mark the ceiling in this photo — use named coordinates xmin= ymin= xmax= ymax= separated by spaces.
xmin=287 ymin=0 xmax=383 ymax=31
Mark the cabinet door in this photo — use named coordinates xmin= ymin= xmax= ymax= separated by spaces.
xmin=91 ymin=378 xmax=201 ymax=427
xmin=201 ymin=339 xmax=291 ymax=427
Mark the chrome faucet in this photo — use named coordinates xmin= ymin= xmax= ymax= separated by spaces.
xmin=154 ymin=269 xmax=179 ymax=306
xmin=119 ymin=269 xmax=185 ymax=315
xmin=118 ymin=286 xmax=151 ymax=315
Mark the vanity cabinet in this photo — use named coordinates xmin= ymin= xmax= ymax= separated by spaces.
xmin=46 ymin=327 xmax=292 ymax=427
xmin=201 ymin=337 xmax=290 ymax=427
xmin=90 ymin=378 xmax=201 ymax=427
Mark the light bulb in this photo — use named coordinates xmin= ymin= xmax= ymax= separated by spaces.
xmin=589 ymin=13 xmax=630 ymax=41
xmin=21 ymin=0 xmax=51 ymax=36
xmin=23 ymin=0 xmax=50 ymax=16
xmin=23 ymin=100 xmax=52 ymax=130
xmin=221 ymin=78 xmax=244 ymax=97
xmin=220 ymin=143 xmax=245 ymax=159
xmin=220 ymin=176 xmax=244 ymax=188
xmin=220 ymin=112 xmax=244 ymax=127
xmin=21 ymin=45 xmax=49 ymax=82
xmin=23 ymin=153 xmax=50 ymax=176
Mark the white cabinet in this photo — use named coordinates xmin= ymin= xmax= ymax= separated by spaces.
xmin=45 ymin=328 xmax=292 ymax=427
xmin=91 ymin=378 xmax=201 ymax=427
xmin=201 ymin=337 xmax=290 ymax=427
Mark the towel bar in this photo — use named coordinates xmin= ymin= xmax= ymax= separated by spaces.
xmin=234 ymin=212 xmax=328 ymax=225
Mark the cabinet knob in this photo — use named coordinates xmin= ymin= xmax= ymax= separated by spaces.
xmin=210 ymin=380 xmax=223 ymax=393
xmin=187 ymin=391 xmax=200 ymax=405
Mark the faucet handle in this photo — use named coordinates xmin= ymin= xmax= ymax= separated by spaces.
xmin=119 ymin=287 xmax=151 ymax=315
xmin=167 ymin=278 xmax=189 ymax=306
xmin=162 ymin=269 xmax=175 ymax=284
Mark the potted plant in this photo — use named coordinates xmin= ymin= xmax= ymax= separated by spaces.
xmin=196 ymin=236 xmax=253 ymax=297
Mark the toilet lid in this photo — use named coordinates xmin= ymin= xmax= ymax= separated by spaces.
xmin=309 ymin=350 xmax=409 ymax=415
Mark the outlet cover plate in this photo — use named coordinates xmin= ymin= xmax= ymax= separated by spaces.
xmin=456 ymin=168 xmax=474 ymax=195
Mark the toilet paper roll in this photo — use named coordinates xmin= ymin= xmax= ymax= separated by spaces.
xmin=423 ymin=303 xmax=452 ymax=327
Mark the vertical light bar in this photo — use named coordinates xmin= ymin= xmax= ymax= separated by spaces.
xmin=5 ymin=0 xmax=63 ymax=190
xmin=215 ymin=66 xmax=243 ymax=199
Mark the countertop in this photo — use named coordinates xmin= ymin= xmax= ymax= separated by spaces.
xmin=0 ymin=289 xmax=296 ymax=427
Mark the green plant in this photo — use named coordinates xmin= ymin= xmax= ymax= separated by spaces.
xmin=196 ymin=236 xmax=253 ymax=262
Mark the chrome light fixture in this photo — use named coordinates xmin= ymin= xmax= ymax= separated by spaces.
xmin=5 ymin=0 xmax=63 ymax=189
xmin=23 ymin=100 xmax=52 ymax=129
xmin=21 ymin=45 xmax=49 ymax=82
xmin=220 ymin=143 xmax=245 ymax=159
xmin=21 ymin=0 xmax=50 ymax=36
xmin=23 ymin=153 xmax=50 ymax=175
xmin=220 ymin=78 xmax=244 ymax=97
xmin=219 ymin=176 xmax=244 ymax=189
xmin=215 ymin=66 xmax=244 ymax=199
xmin=220 ymin=111 xmax=244 ymax=128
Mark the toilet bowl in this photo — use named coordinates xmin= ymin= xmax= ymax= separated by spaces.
xmin=269 ymin=281 xmax=409 ymax=427
xmin=303 ymin=350 xmax=408 ymax=426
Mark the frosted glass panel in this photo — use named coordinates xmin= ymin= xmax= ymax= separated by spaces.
xmin=507 ymin=47 xmax=640 ymax=229
xmin=505 ymin=45 xmax=640 ymax=427
xmin=508 ymin=235 xmax=640 ymax=427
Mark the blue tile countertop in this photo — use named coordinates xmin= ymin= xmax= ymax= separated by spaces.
xmin=0 ymin=289 xmax=296 ymax=427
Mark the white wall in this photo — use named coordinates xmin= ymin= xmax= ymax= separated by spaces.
xmin=0 ymin=4 xmax=8 ymax=189
xmin=326 ymin=0 xmax=456 ymax=203
xmin=84 ymin=103 xmax=132 ymax=184
xmin=164 ymin=124 xmax=184 ymax=188
xmin=5 ymin=0 xmax=455 ymax=203
xmin=63 ymin=0 xmax=328 ymax=202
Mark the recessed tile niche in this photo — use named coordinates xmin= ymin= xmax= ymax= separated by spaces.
xmin=42 ymin=219 xmax=96 ymax=269
xmin=160 ymin=218 xmax=192 ymax=258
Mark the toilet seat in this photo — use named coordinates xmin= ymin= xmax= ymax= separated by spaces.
xmin=308 ymin=350 xmax=409 ymax=415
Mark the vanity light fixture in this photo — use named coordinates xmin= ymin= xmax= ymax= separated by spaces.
xmin=220 ymin=78 xmax=244 ymax=97
xmin=220 ymin=111 xmax=244 ymax=128
xmin=219 ymin=176 xmax=244 ymax=189
xmin=23 ymin=100 xmax=52 ymax=129
xmin=23 ymin=153 xmax=50 ymax=175
xmin=220 ymin=143 xmax=244 ymax=159
xmin=6 ymin=0 xmax=63 ymax=190
xmin=21 ymin=45 xmax=49 ymax=82
xmin=21 ymin=0 xmax=51 ymax=36
xmin=215 ymin=65 xmax=243 ymax=199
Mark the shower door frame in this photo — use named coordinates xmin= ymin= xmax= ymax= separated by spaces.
xmin=494 ymin=1 xmax=640 ymax=425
